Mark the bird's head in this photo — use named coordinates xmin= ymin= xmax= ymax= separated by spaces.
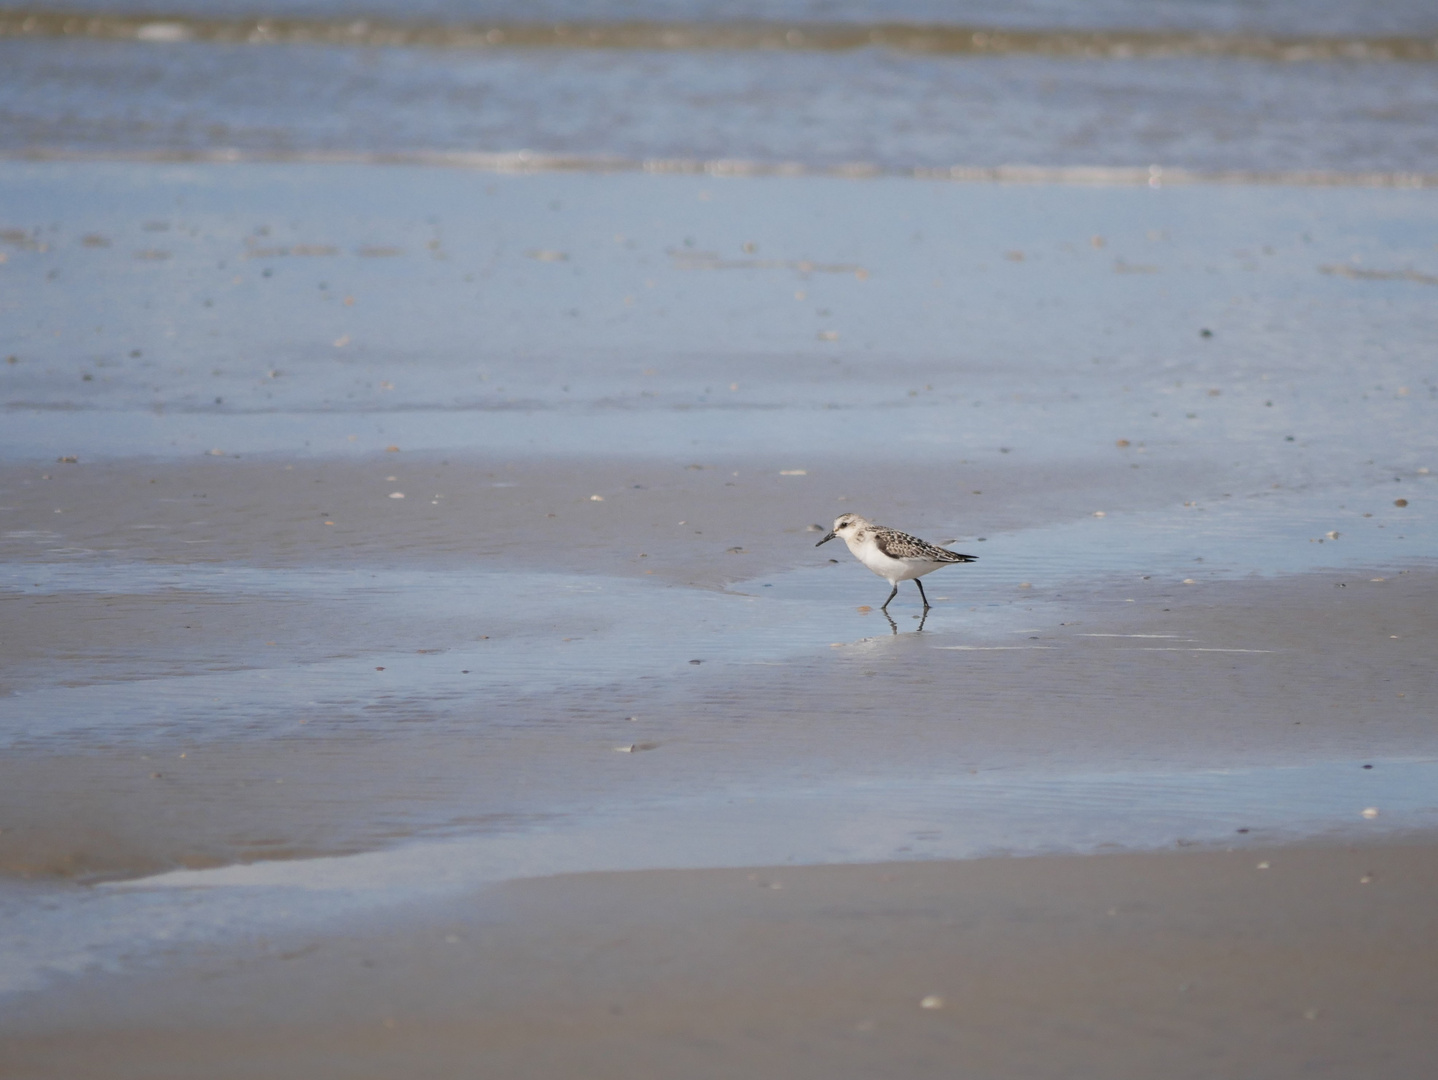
xmin=815 ymin=513 xmax=869 ymax=547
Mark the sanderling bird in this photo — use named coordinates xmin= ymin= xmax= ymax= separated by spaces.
xmin=816 ymin=513 xmax=977 ymax=611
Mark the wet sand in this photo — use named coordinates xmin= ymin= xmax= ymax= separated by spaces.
xmin=4 ymin=843 xmax=1438 ymax=1079
xmin=2 ymin=159 xmax=1435 ymax=1073
xmin=2 ymin=454 xmax=1435 ymax=883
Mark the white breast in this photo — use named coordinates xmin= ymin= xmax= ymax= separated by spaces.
xmin=846 ymin=534 xmax=920 ymax=582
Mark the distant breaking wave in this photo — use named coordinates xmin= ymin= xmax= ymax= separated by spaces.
xmin=6 ymin=147 xmax=1436 ymax=187
xmin=2 ymin=10 xmax=1437 ymax=61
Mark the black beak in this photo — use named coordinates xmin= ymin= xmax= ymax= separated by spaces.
xmin=815 ymin=531 xmax=836 ymax=547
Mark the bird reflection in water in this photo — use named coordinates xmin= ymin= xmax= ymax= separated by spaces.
xmin=876 ymin=608 xmax=928 ymax=634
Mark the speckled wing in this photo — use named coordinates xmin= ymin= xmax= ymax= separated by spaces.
xmin=873 ymin=528 xmax=977 ymax=563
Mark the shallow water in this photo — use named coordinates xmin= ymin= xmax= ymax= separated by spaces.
xmin=5 ymin=0 xmax=1438 ymax=176
xmin=6 ymin=40 xmax=1438 ymax=175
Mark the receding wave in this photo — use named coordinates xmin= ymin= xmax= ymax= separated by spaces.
xmin=6 ymin=147 xmax=1436 ymax=188
xmin=1 ymin=10 xmax=1436 ymax=62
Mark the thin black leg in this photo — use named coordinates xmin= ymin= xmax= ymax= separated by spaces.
xmin=880 ymin=584 xmax=899 ymax=611
xmin=915 ymin=578 xmax=931 ymax=610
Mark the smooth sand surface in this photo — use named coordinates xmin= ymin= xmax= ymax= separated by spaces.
xmin=4 ymin=843 xmax=1437 ymax=1079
